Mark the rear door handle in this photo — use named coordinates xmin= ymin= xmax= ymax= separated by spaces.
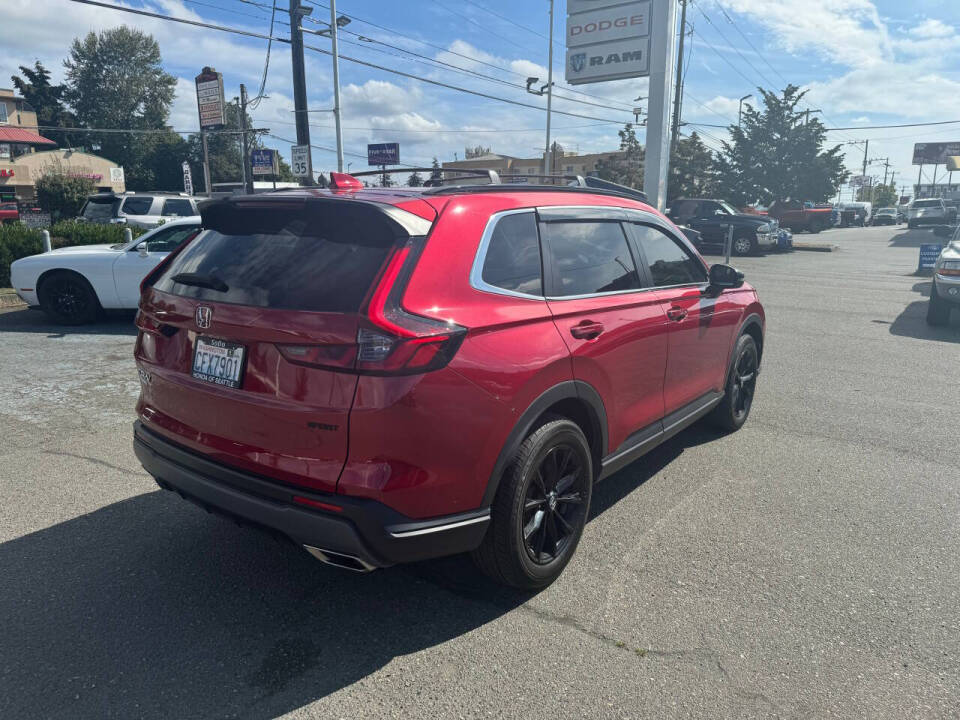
xmin=570 ymin=320 xmax=604 ymax=340
xmin=667 ymin=306 xmax=688 ymax=321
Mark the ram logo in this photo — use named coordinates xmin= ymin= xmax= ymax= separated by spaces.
xmin=570 ymin=53 xmax=586 ymax=72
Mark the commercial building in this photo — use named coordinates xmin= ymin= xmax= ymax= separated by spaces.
xmin=443 ymin=146 xmax=625 ymax=182
xmin=0 ymin=88 xmax=125 ymax=202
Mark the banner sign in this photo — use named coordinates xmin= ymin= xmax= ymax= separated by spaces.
xmin=367 ymin=143 xmax=400 ymax=166
xmin=251 ymin=148 xmax=278 ymax=176
xmin=182 ymin=161 xmax=193 ymax=196
xmin=566 ymin=0 xmax=651 ymax=85
xmin=195 ymin=67 xmax=226 ymax=129
xmin=20 ymin=211 xmax=51 ymax=229
xmin=919 ymin=243 xmax=943 ymax=270
xmin=912 ymin=142 xmax=960 ymax=165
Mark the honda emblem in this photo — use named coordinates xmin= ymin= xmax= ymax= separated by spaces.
xmin=195 ymin=305 xmax=212 ymax=329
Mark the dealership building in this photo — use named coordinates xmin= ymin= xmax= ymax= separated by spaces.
xmin=443 ymin=146 xmax=626 ymax=182
xmin=0 ymin=88 xmax=125 ymax=202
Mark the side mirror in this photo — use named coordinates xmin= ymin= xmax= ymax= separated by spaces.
xmin=704 ymin=264 xmax=744 ymax=295
xmin=932 ymin=225 xmax=954 ymax=238
xmin=137 ymin=244 xmax=149 ymax=257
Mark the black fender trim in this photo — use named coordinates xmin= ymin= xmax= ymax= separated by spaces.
xmin=480 ymin=380 xmax=608 ymax=507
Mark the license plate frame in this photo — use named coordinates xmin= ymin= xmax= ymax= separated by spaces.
xmin=191 ymin=336 xmax=247 ymax=389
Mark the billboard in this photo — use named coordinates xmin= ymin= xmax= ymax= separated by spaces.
xmin=195 ymin=67 xmax=225 ymax=130
xmin=565 ymin=0 xmax=651 ymax=85
xmin=367 ymin=143 xmax=400 ymax=166
xmin=912 ymin=142 xmax=960 ymax=165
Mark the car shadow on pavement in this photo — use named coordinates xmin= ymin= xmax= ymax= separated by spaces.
xmin=886 ymin=280 xmax=960 ymax=340
xmin=0 ymin=307 xmax=138 ymax=337
xmin=0 ymin=422 xmax=724 ymax=719
xmin=888 ymin=229 xmax=942 ymax=248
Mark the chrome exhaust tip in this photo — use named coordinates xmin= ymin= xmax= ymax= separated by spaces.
xmin=303 ymin=545 xmax=377 ymax=573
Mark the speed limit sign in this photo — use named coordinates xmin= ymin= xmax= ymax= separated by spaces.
xmin=291 ymin=144 xmax=311 ymax=177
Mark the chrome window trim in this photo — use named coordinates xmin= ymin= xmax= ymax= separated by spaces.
xmin=469 ymin=204 xmax=709 ymax=302
xmin=469 ymin=208 xmax=546 ymax=300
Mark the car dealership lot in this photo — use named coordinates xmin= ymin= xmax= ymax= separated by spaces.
xmin=1 ymin=225 xmax=958 ymax=718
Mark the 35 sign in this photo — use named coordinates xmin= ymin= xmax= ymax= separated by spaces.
xmin=291 ymin=145 xmax=311 ymax=177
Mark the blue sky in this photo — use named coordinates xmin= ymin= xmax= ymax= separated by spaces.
xmin=5 ymin=0 xmax=960 ymax=192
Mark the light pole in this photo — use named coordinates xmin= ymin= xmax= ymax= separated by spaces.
xmin=738 ymin=94 xmax=752 ymax=128
xmin=304 ymin=8 xmax=350 ymax=172
xmin=544 ymin=0 xmax=555 ymax=176
xmin=803 ymin=108 xmax=822 ymax=125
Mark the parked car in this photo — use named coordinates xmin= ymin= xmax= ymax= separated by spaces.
xmin=79 ymin=192 xmax=201 ymax=229
xmin=871 ymin=207 xmax=899 ymax=226
xmin=908 ymin=198 xmax=949 ymax=228
xmin=927 ymin=226 xmax=960 ymax=326
xmin=9 ymin=218 xmax=201 ymax=324
xmin=132 ymin=173 xmax=766 ymax=590
xmin=667 ymin=198 xmax=778 ymax=255
xmin=0 ymin=200 xmax=20 ymax=224
xmin=768 ymin=200 xmax=835 ymax=233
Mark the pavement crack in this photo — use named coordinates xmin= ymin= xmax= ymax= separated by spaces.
xmin=41 ymin=451 xmax=138 ymax=475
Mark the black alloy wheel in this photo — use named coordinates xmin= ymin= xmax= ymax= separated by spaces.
xmin=521 ymin=444 xmax=589 ymax=565
xmin=39 ymin=273 xmax=98 ymax=325
xmin=472 ymin=416 xmax=593 ymax=590
xmin=708 ymin=333 xmax=759 ymax=432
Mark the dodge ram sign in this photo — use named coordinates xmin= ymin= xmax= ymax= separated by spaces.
xmin=566 ymin=0 xmax=651 ymax=85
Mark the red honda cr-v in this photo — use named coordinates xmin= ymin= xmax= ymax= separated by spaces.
xmin=133 ymin=172 xmax=764 ymax=589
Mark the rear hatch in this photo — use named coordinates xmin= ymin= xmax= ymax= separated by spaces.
xmin=135 ymin=195 xmax=435 ymax=493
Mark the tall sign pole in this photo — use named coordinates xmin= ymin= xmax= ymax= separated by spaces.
xmin=642 ymin=0 xmax=678 ymax=211
xmin=544 ymin=0 xmax=555 ymax=176
xmin=330 ymin=0 xmax=345 ymax=173
xmin=289 ymin=0 xmax=314 ymax=185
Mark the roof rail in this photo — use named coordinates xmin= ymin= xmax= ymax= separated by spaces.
xmin=345 ymin=167 xmax=501 ymax=186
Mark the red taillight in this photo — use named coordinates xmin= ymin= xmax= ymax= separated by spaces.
xmin=292 ymin=495 xmax=343 ymax=512
xmin=277 ymin=342 xmax=357 ymax=371
xmin=139 ymin=228 xmax=202 ymax=296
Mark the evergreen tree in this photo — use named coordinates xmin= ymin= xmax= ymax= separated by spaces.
xmin=430 ymin=157 xmax=442 ymax=184
xmin=595 ymin=124 xmax=644 ymax=188
xmin=668 ymin=132 xmax=716 ymax=200
xmin=407 ymin=170 xmax=424 ymax=187
xmin=10 ymin=62 xmax=76 ymax=148
xmin=713 ymin=85 xmax=847 ymax=206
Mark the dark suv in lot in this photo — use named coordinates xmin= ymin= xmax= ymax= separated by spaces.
xmin=133 ymin=173 xmax=765 ymax=589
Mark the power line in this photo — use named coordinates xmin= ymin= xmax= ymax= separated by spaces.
xmin=690 ymin=0 xmax=777 ymax=89
xmin=461 ymin=0 xmax=552 ymax=42
xmin=712 ymin=1 xmax=789 ymax=86
xmin=248 ymin=0 xmax=278 ymax=109
xmin=826 ymin=119 xmax=960 ymax=131
xmin=430 ymin=0 xmax=534 ymax=54
xmin=255 ymin=116 xmax=619 ymax=134
xmin=179 ymin=0 xmax=288 ymax=24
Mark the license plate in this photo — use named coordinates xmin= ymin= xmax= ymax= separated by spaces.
xmin=191 ymin=337 xmax=246 ymax=389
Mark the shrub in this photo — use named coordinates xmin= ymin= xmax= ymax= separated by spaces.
xmin=35 ymin=172 xmax=97 ymax=220
xmin=0 ymin=224 xmax=44 ymax=287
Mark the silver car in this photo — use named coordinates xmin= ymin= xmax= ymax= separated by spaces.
xmin=908 ymin=198 xmax=948 ymax=229
xmin=928 ymin=226 xmax=960 ymax=325
xmin=79 ymin=192 xmax=200 ymax=229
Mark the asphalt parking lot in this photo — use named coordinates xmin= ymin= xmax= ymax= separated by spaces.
xmin=1 ymin=224 xmax=958 ymax=719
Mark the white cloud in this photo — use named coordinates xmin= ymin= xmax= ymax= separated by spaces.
xmin=909 ymin=19 xmax=954 ymax=39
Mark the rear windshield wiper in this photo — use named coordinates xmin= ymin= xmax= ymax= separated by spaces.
xmin=170 ymin=272 xmax=229 ymax=293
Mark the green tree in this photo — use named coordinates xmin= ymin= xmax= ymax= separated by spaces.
xmin=63 ymin=26 xmax=177 ymax=190
xmin=430 ymin=157 xmax=442 ymax=184
xmin=713 ymin=85 xmax=848 ymax=206
xmin=10 ymin=61 xmax=76 ymax=148
xmin=35 ymin=171 xmax=96 ymax=220
xmin=595 ymin=124 xmax=644 ymax=188
xmin=858 ymin=182 xmax=896 ymax=207
xmin=668 ymin=132 xmax=716 ymax=200
xmin=407 ymin=170 xmax=424 ymax=187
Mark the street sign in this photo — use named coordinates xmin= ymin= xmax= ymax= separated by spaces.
xmin=195 ymin=67 xmax=226 ymax=129
xmin=850 ymin=175 xmax=872 ymax=188
xmin=109 ymin=167 xmax=124 ymax=184
xmin=565 ymin=0 xmax=651 ymax=85
xmin=182 ymin=161 xmax=193 ymax=196
xmin=367 ymin=143 xmax=400 ymax=166
xmin=919 ymin=243 xmax=943 ymax=270
xmin=912 ymin=142 xmax=960 ymax=165
xmin=291 ymin=144 xmax=311 ymax=177
xmin=251 ymin=148 xmax=278 ymax=176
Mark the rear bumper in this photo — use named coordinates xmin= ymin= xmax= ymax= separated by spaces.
xmin=935 ymin=273 xmax=960 ymax=305
xmin=910 ymin=216 xmax=946 ymax=225
xmin=133 ymin=421 xmax=490 ymax=568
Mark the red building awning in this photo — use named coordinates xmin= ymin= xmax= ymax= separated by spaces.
xmin=0 ymin=127 xmax=56 ymax=146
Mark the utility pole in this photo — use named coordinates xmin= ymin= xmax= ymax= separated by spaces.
xmin=917 ymin=164 xmax=923 ymax=198
xmin=239 ymin=84 xmax=253 ymax=194
xmin=861 ymin=139 xmax=869 ymax=181
xmin=544 ymin=0 xmax=555 ymax=176
xmin=201 ymin=131 xmax=211 ymax=197
xmin=669 ymin=0 xmax=688 ymax=155
xmin=289 ymin=0 xmax=314 ymax=184
xmin=330 ymin=0 xmax=344 ymax=172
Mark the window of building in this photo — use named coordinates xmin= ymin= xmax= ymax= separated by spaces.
xmin=0 ymin=103 xmax=8 ymax=124
xmin=541 ymin=221 xmax=640 ymax=297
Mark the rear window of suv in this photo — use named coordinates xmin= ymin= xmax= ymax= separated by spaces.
xmin=913 ymin=200 xmax=943 ymax=208
xmin=153 ymin=203 xmax=399 ymax=312
xmin=81 ymin=197 xmax=120 ymax=221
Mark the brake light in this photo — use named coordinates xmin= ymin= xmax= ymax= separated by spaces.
xmin=277 ymin=342 xmax=357 ymax=370
xmin=139 ymin=228 xmax=202 ymax=295
xmin=329 ymin=172 xmax=364 ymax=191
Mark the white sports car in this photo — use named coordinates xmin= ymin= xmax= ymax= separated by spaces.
xmin=10 ymin=218 xmax=201 ymax=324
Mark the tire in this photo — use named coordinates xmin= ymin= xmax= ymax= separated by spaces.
xmin=926 ymin=282 xmax=951 ymax=326
xmin=472 ymin=416 xmax=593 ymax=590
xmin=38 ymin=271 xmax=100 ymax=325
xmin=732 ymin=234 xmax=756 ymax=256
xmin=808 ymin=220 xmax=822 ymax=234
xmin=708 ymin=333 xmax=759 ymax=432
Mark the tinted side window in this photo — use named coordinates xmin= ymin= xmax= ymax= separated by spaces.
xmin=633 ymin=224 xmax=707 ymax=286
xmin=480 ymin=212 xmax=542 ymax=295
xmin=122 ymin=197 xmax=154 ymax=215
xmin=162 ymin=199 xmax=195 ymax=216
xmin=143 ymin=225 xmax=199 ymax=253
xmin=542 ymin=221 xmax=640 ymax=297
